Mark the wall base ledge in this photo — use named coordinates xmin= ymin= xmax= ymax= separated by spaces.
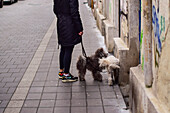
xmin=130 ymin=66 xmax=168 ymax=113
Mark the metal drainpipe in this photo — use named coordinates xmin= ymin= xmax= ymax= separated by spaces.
xmin=139 ymin=0 xmax=141 ymax=63
xmin=143 ymin=0 xmax=153 ymax=87
xmin=119 ymin=0 xmax=121 ymax=37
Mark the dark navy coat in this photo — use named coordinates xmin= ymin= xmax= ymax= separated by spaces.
xmin=53 ymin=0 xmax=83 ymax=46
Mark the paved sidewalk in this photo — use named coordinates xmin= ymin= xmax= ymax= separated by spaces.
xmin=0 ymin=0 xmax=129 ymax=113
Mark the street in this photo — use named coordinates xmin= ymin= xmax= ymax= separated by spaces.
xmin=0 ymin=0 xmax=128 ymax=113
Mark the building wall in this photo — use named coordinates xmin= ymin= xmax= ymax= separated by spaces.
xmin=92 ymin=0 xmax=170 ymax=111
xmin=152 ymin=0 xmax=170 ymax=111
xmin=120 ymin=0 xmax=129 ymax=46
xmin=132 ymin=0 xmax=170 ymax=112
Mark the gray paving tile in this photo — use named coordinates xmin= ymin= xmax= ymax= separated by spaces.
xmin=6 ymin=65 xmax=17 ymax=69
xmin=85 ymin=80 xmax=99 ymax=86
xmin=58 ymin=81 xmax=72 ymax=87
xmin=87 ymin=107 xmax=104 ymax=113
xmin=29 ymin=87 xmax=43 ymax=93
xmin=55 ymin=100 xmax=70 ymax=107
xmin=37 ymin=108 xmax=53 ymax=113
xmin=0 ymin=88 xmax=9 ymax=94
xmin=9 ymin=68 xmax=21 ymax=73
xmin=57 ymin=86 xmax=71 ymax=93
xmin=71 ymin=107 xmax=86 ymax=113
xmin=56 ymin=93 xmax=71 ymax=100
xmin=0 ymin=100 xmax=9 ymax=108
xmin=43 ymin=87 xmax=58 ymax=93
xmin=20 ymin=108 xmax=37 ymax=113
xmin=39 ymin=100 xmax=55 ymax=107
xmin=54 ymin=107 xmax=70 ymax=113
xmin=0 ymin=73 xmax=12 ymax=78
xmin=0 ymin=108 xmax=4 ymax=113
xmin=37 ymin=67 xmax=49 ymax=72
xmin=86 ymin=86 xmax=100 ymax=92
xmin=71 ymin=99 xmax=86 ymax=107
xmin=32 ymin=82 xmax=45 ymax=87
xmin=41 ymin=93 xmax=56 ymax=100
xmin=72 ymin=92 xmax=86 ymax=99
xmin=4 ymin=82 xmax=18 ymax=87
xmin=46 ymin=74 xmax=58 ymax=81
xmin=11 ymin=72 xmax=24 ymax=78
xmin=101 ymin=92 xmax=117 ymax=99
xmin=72 ymin=86 xmax=85 ymax=92
xmin=100 ymin=86 xmax=114 ymax=92
xmin=104 ymin=106 xmax=121 ymax=113
xmin=23 ymin=100 xmax=40 ymax=108
xmin=86 ymin=92 xmax=101 ymax=99
xmin=0 ymin=83 xmax=5 ymax=88
xmin=45 ymin=81 xmax=58 ymax=87
xmin=103 ymin=99 xmax=119 ymax=106
xmin=87 ymin=99 xmax=102 ymax=106
xmin=0 ymin=94 xmax=12 ymax=100
xmin=34 ymin=76 xmax=47 ymax=81
xmin=26 ymin=93 xmax=41 ymax=100
xmin=72 ymin=81 xmax=86 ymax=86
xmin=0 ymin=69 xmax=9 ymax=73
xmin=2 ymin=77 xmax=15 ymax=82
xmin=7 ymin=87 xmax=16 ymax=94
xmin=14 ymin=77 xmax=22 ymax=82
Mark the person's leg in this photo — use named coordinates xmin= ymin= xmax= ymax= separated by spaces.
xmin=58 ymin=46 xmax=65 ymax=78
xmin=62 ymin=45 xmax=78 ymax=82
xmin=63 ymin=46 xmax=74 ymax=73
xmin=59 ymin=46 xmax=65 ymax=71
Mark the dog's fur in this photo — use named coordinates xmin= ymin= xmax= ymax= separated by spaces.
xmin=76 ymin=48 xmax=108 ymax=81
xmin=99 ymin=56 xmax=120 ymax=85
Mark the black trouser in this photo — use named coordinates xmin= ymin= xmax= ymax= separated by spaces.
xmin=59 ymin=45 xmax=74 ymax=73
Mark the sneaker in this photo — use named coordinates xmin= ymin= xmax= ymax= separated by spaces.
xmin=62 ymin=73 xmax=78 ymax=83
xmin=58 ymin=72 xmax=64 ymax=79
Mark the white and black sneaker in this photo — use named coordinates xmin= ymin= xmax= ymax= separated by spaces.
xmin=62 ymin=73 xmax=78 ymax=83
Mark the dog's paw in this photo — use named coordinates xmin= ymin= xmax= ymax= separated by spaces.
xmin=94 ymin=78 xmax=102 ymax=82
xmin=108 ymin=81 xmax=113 ymax=86
xmin=79 ymin=78 xmax=85 ymax=81
xmin=108 ymin=78 xmax=113 ymax=86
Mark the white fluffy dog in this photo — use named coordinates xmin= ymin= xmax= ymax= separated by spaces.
xmin=99 ymin=55 xmax=120 ymax=85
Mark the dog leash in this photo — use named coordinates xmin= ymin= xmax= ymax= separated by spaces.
xmin=80 ymin=40 xmax=104 ymax=72
xmin=81 ymin=40 xmax=87 ymax=58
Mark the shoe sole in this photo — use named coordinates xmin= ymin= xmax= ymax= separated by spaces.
xmin=62 ymin=79 xmax=78 ymax=83
xmin=58 ymin=76 xmax=63 ymax=79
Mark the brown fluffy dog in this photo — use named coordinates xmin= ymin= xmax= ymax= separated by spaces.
xmin=76 ymin=48 xmax=108 ymax=81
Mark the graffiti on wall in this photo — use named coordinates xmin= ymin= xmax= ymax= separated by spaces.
xmin=152 ymin=2 xmax=166 ymax=67
xmin=139 ymin=0 xmax=145 ymax=69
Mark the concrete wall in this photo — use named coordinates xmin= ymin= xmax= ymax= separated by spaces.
xmin=130 ymin=0 xmax=170 ymax=112
xmin=152 ymin=0 xmax=170 ymax=111
xmin=94 ymin=0 xmax=119 ymax=52
xmin=130 ymin=66 xmax=167 ymax=113
xmin=120 ymin=0 xmax=129 ymax=46
xmin=94 ymin=0 xmax=139 ymax=87
xmin=90 ymin=0 xmax=170 ymax=112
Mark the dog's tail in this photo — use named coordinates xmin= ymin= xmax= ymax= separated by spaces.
xmin=76 ymin=55 xmax=86 ymax=70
